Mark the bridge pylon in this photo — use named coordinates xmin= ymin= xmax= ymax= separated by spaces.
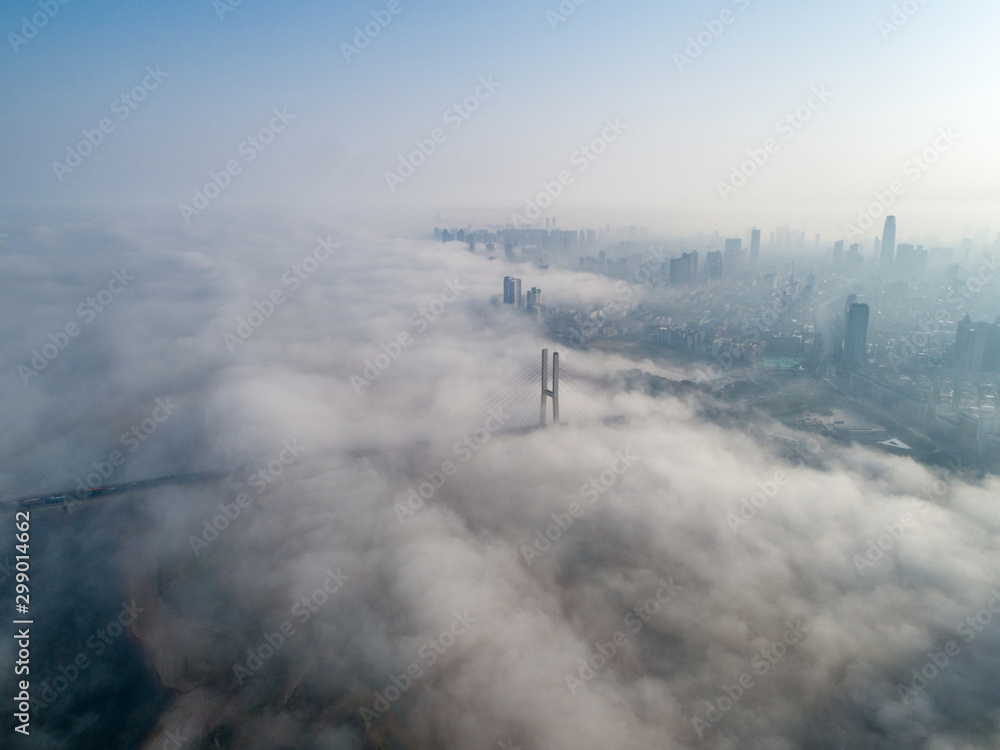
xmin=540 ymin=348 xmax=559 ymax=426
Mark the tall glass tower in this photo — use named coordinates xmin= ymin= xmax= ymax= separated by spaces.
xmin=844 ymin=303 xmax=870 ymax=369
xmin=503 ymin=276 xmax=522 ymax=308
xmin=880 ymin=216 xmax=896 ymax=271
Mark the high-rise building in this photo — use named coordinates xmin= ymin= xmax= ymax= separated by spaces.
xmin=750 ymin=229 xmax=761 ymax=265
xmin=954 ymin=314 xmax=999 ymax=373
xmin=526 ymin=287 xmax=542 ymax=314
xmin=961 ymin=237 xmax=973 ymax=260
xmin=503 ymin=276 xmax=522 ymax=308
xmin=846 ymin=243 xmax=863 ymax=275
xmin=880 ymin=216 xmax=896 ymax=271
xmin=928 ymin=247 xmax=954 ymax=267
xmin=895 ymin=243 xmax=927 ymax=277
xmin=955 ymin=314 xmax=979 ymax=372
xmin=775 ymin=225 xmax=791 ymax=252
xmin=987 ymin=316 xmax=1000 ymax=373
xmin=724 ymin=238 xmax=742 ymax=277
xmin=833 ymin=240 xmax=844 ymax=270
xmin=706 ymin=251 xmax=723 ymax=280
xmin=843 ymin=302 xmax=870 ymax=369
xmin=669 ymin=251 xmax=699 ymax=285
xmin=669 ymin=256 xmax=688 ymax=285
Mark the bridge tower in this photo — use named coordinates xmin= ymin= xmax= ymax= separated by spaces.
xmin=540 ymin=348 xmax=560 ymax=426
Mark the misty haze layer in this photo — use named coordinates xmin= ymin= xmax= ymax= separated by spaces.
xmin=1 ymin=218 xmax=999 ymax=749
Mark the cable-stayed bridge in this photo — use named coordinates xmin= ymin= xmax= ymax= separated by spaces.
xmin=1 ymin=473 xmax=222 ymax=514
xmin=449 ymin=349 xmax=629 ymax=432
xmin=5 ymin=352 xmax=626 ymax=513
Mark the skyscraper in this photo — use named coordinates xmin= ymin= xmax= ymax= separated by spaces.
xmin=846 ymin=243 xmax=863 ymax=275
xmin=880 ymin=216 xmax=896 ymax=271
xmin=986 ymin=317 xmax=1000 ymax=373
xmin=843 ymin=302 xmax=870 ymax=369
xmin=955 ymin=314 xmax=993 ymax=374
xmin=750 ymin=229 xmax=760 ymax=265
xmin=724 ymin=238 xmax=742 ymax=277
xmin=705 ymin=251 xmax=723 ymax=280
xmin=503 ymin=276 xmax=522 ymax=308
xmin=669 ymin=256 xmax=688 ymax=285
xmin=669 ymin=251 xmax=698 ymax=285
xmin=526 ymin=287 xmax=542 ymax=315
xmin=895 ymin=244 xmax=927 ymax=277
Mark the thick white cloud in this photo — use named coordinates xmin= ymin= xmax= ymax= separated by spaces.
xmin=1 ymin=214 xmax=999 ymax=749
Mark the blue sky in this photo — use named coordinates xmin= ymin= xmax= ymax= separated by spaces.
xmin=2 ymin=0 xmax=998 ymax=238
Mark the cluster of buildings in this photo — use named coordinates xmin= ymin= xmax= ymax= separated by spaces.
xmin=833 ymin=216 xmax=998 ymax=281
xmin=444 ymin=218 xmax=1000 ymax=467
xmin=830 ymin=291 xmax=1000 ymax=464
xmin=873 ymin=215 xmax=950 ymax=278
xmin=577 ymin=230 xmax=761 ymax=285
xmin=434 ymin=222 xmax=654 ymax=262
xmin=502 ymin=276 xmax=544 ymax=317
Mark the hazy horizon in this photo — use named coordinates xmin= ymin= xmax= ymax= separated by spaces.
xmin=3 ymin=0 xmax=999 ymax=238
